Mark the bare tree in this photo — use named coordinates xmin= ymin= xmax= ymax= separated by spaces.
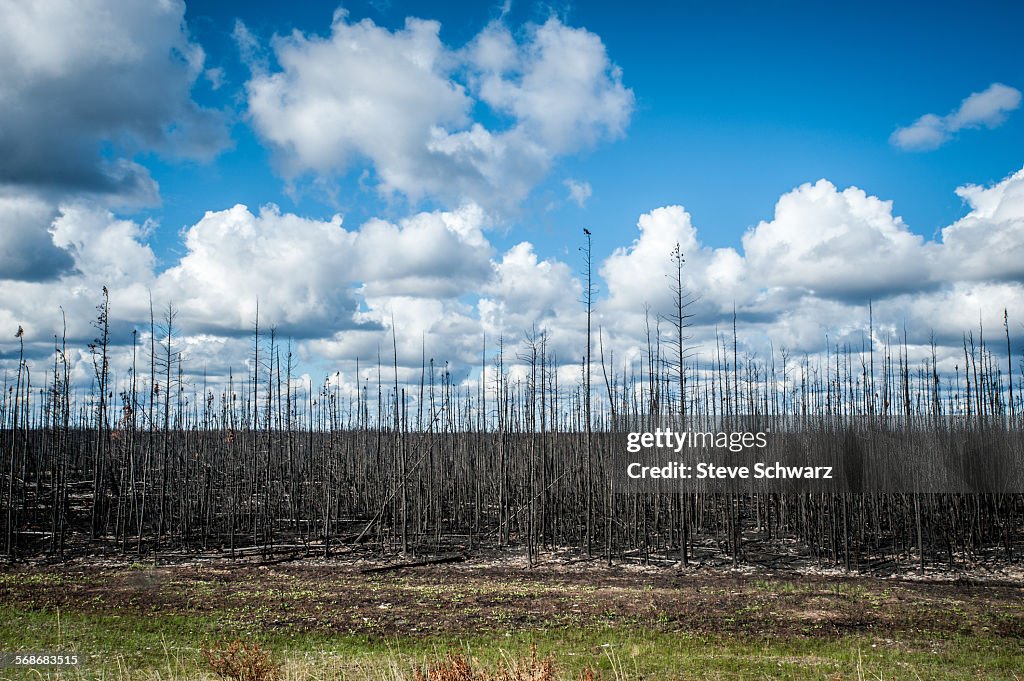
xmin=88 ymin=287 xmax=110 ymax=540
xmin=660 ymin=243 xmax=696 ymax=564
xmin=581 ymin=228 xmax=594 ymax=557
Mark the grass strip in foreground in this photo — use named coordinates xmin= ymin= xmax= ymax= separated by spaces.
xmin=1 ymin=605 xmax=1022 ymax=680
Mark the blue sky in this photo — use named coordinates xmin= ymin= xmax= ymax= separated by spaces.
xmin=133 ymin=0 xmax=1024 ymax=264
xmin=1 ymin=0 xmax=1023 ymax=389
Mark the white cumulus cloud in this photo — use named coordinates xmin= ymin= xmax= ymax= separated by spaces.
xmin=937 ymin=167 xmax=1024 ymax=282
xmin=741 ymin=179 xmax=930 ymax=301
xmin=244 ymin=12 xmax=632 ymax=210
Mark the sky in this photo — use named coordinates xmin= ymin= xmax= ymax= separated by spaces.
xmin=1 ymin=0 xmax=1023 ymax=396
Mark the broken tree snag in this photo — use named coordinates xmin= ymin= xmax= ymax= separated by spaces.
xmin=360 ymin=554 xmax=467 ymax=574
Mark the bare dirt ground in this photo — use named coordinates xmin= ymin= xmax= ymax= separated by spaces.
xmin=1 ymin=550 xmax=1022 ymax=641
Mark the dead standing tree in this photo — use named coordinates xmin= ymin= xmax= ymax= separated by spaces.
xmin=4 ymin=325 xmax=25 ymax=559
xmin=661 ymin=243 xmax=696 ymax=565
xmin=88 ymin=287 xmax=110 ymax=540
xmin=581 ymin=228 xmax=595 ymax=558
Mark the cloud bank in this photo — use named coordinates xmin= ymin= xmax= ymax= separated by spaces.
xmin=3 ymin=169 xmax=1024 ymax=391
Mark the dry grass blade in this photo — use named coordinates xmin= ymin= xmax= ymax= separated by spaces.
xmin=413 ymin=648 xmax=560 ymax=681
xmin=202 ymin=639 xmax=281 ymax=681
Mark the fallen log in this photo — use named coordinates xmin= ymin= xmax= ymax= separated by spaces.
xmin=360 ymin=554 xmax=467 ymax=574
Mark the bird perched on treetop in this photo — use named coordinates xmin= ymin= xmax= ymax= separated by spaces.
xmin=15 ymin=325 xmax=24 ymax=338
xmin=583 ymin=228 xmax=591 ymax=235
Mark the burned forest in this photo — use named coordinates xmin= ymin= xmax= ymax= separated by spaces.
xmin=2 ymin=280 xmax=1022 ymax=574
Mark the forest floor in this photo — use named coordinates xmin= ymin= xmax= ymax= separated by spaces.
xmin=0 ymin=551 xmax=1022 ymax=679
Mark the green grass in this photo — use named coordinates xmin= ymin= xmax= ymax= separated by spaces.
xmin=1 ymin=605 xmax=1022 ymax=680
